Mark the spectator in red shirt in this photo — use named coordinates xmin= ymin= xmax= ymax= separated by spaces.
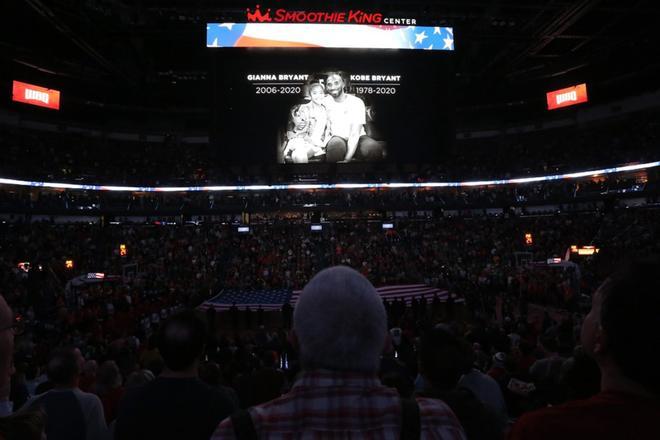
xmin=509 ymin=259 xmax=660 ymax=439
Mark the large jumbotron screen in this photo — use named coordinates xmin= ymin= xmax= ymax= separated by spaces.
xmin=208 ymin=6 xmax=455 ymax=164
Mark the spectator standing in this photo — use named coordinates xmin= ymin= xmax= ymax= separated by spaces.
xmin=509 ymin=260 xmax=660 ymax=439
xmin=20 ymin=348 xmax=109 ymax=440
xmin=213 ymin=266 xmax=465 ymax=439
xmin=0 ymin=296 xmax=16 ymax=417
xmin=115 ymin=311 xmax=236 ymax=440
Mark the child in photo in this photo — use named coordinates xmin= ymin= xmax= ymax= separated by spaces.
xmin=282 ymin=82 xmax=330 ymax=163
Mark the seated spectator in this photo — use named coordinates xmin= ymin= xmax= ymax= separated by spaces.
xmin=509 ymin=260 xmax=660 ymax=439
xmin=212 ymin=266 xmax=466 ymax=438
xmin=114 ymin=311 xmax=237 ymax=440
xmin=20 ymin=348 xmax=109 ymax=440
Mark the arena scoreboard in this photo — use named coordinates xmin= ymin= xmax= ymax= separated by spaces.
xmin=208 ymin=5 xmax=455 ymax=165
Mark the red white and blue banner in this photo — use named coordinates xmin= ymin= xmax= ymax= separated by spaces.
xmin=206 ymin=23 xmax=454 ymax=50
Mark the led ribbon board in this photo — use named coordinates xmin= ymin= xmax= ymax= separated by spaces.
xmin=207 ymin=23 xmax=454 ymax=50
xmin=1 ymin=161 xmax=658 ymax=192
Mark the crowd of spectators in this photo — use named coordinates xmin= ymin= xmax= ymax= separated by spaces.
xmin=0 ymin=172 xmax=656 ymax=216
xmin=446 ymin=110 xmax=659 ymax=181
xmin=1 ymin=105 xmax=659 ymax=437
xmin=5 ymin=207 xmax=658 ymax=304
xmin=0 ymin=109 xmax=658 ymax=187
xmin=0 ymin=204 xmax=658 ymax=438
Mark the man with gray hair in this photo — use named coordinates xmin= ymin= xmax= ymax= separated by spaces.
xmin=212 ymin=266 xmax=465 ymax=439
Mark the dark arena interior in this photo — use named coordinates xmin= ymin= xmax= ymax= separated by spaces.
xmin=1 ymin=1 xmax=660 ymax=439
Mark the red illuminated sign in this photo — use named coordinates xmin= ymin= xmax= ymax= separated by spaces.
xmin=246 ymin=5 xmax=416 ymax=25
xmin=546 ymin=84 xmax=588 ymax=110
xmin=571 ymin=245 xmax=599 ymax=256
xmin=12 ymin=81 xmax=61 ymax=110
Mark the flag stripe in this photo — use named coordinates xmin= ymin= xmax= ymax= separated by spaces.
xmin=235 ymin=35 xmax=319 ymax=47
xmin=207 ymin=23 xmax=454 ymax=51
xmin=201 ymin=284 xmax=462 ymax=311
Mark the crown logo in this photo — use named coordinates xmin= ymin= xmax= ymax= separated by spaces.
xmin=246 ymin=5 xmax=272 ymax=22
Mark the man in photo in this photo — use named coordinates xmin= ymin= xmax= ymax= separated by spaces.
xmin=322 ymin=71 xmax=386 ymax=163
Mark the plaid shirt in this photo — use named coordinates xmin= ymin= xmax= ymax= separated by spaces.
xmin=212 ymin=370 xmax=466 ymax=439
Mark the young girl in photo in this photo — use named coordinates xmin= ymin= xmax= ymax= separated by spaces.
xmin=282 ymin=82 xmax=329 ymax=163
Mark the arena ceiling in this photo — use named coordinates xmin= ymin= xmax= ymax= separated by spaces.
xmin=3 ymin=0 xmax=660 ymax=117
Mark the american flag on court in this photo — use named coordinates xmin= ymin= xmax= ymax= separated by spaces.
xmin=200 ymin=284 xmax=462 ymax=311
xmin=291 ymin=284 xmax=463 ymax=305
xmin=200 ymin=288 xmax=293 ymax=311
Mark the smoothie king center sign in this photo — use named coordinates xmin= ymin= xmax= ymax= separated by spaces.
xmin=246 ymin=4 xmax=419 ymax=25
